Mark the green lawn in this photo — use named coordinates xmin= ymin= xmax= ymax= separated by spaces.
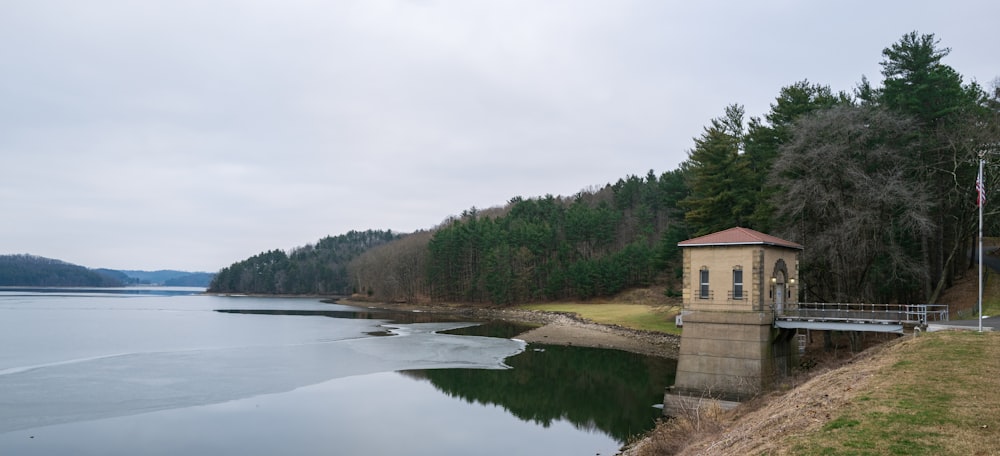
xmin=789 ymin=331 xmax=1000 ymax=455
xmin=519 ymin=303 xmax=682 ymax=335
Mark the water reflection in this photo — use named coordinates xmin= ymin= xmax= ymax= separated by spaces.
xmin=216 ymin=307 xmax=474 ymax=323
xmin=215 ymin=309 xmax=540 ymax=337
xmin=440 ymin=320 xmax=540 ymax=338
xmin=216 ymin=306 xmax=676 ymax=443
xmin=402 ymin=344 xmax=676 ymax=442
xmin=0 ymin=287 xmax=204 ymax=297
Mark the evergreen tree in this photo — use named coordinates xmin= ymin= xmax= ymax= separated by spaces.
xmin=874 ymin=31 xmax=991 ymax=301
xmin=680 ymin=104 xmax=756 ymax=235
xmin=879 ymin=32 xmax=980 ymax=125
xmin=208 ymin=230 xmax=402 ymax=295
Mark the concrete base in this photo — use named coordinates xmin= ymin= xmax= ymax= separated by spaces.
xmin=663 ymin=387 xmax=741 ymax=417
xmin=668 ymin=311 xmax=795 ymax=406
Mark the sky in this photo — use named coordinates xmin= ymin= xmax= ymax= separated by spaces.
xmin=1 ymin=1 xmax=998 ymax=272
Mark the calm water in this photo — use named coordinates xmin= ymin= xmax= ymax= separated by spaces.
xmin=0 ymin=289 xmax=674 ymax=455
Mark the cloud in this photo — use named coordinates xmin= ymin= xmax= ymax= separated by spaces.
xmin=1 ymin=0 xmax=997 ymax=270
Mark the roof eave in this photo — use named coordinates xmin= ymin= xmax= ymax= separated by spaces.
xmin=678 ymin=241 xmax=804 ymax=250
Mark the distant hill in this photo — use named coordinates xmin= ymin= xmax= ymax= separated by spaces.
xmin=163 ymin=272 xmax=215 ymax=287
xmin=115 ymin=270 xmax=215 ymax=287
xmin=209 ymin=229 xmax=402 ymax=295
xmin=94 ymin=268 xmax=131 ymax=284
xmin=0 ymin=255 xmax=214 ymax=288
xmin=0 ymin=254 xmax=124 ymax=287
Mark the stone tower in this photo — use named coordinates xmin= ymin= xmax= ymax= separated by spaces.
xmin=664 ymin=227 xmax=802 ymax=414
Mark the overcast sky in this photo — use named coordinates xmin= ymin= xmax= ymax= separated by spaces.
xmin=1 ymin=1 xmax=997 ymax=272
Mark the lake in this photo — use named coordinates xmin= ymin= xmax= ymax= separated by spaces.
xmin=0 ymin=289 xmax=675 ymax=455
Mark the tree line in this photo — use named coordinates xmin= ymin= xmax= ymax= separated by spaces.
xmin=421 ymin=175 xmax=687 ymax=304
xmin=208 ymin=230 xmax=402 ymax=294
xmin=0 ymin=254 xmax=124 ymax=287
xmin=211 ymin=31 xmax=1000 ymax=306
xmin=684 ymin=31 xmax=999 ymax=304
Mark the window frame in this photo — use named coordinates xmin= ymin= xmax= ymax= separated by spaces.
xmin=699 ymin=267 xmax=710 ymax=299
xmin=732 ymin=267 xmax=744 ymax=300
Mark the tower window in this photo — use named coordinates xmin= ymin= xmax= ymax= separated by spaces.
xmin=699 ymin=268 xmax=710 ymax=299
xmin=733 ymin=268 xmax=743 ymax=300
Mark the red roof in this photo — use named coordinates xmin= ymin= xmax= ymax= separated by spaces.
xmin=678 ymin=227 xmax=803 ymax=250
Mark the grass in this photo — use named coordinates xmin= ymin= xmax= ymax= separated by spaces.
xmin=518 ymin=302 xmax=682 ymax=335
xmin=788 ymin=331 xmax=1000 ymax=455
xmin=982 ymin=269 xmax=1000 ymax=316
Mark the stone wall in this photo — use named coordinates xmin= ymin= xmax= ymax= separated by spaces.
xmin=667 ymin=242 xmax=801 ymax=414
xmin=682 ymin=245 xmax=800 ymax=312
xmin=670 ymin=311 xmax=785 ymax=402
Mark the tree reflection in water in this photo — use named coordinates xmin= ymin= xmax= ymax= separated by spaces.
xmin=401 ymin=344 xmax=676 ymax=443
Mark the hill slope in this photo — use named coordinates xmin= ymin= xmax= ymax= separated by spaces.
xmin=629 ymin=330 xmax=1000 ymax=455
xmin=0 ymin=254 xmax=123 ymax=287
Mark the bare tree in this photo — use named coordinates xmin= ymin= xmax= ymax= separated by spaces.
xmin=771 ymin=105 xmax=934 ymax=303
xmin=348 ymin=231 xmax=433 ymax=303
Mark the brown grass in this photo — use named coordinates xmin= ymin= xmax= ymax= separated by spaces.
xmin=630 ymin=401 xmax=727 ymax=456
xmin=623 ymin=242 xmax=1000 ymax=455
xmin=786 ymin=331 xmax=1000 ymax=455
xmin=627 ymin=331 xmax=1000 ymax=455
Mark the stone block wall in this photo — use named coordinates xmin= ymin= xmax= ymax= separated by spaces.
xmin=670 ymin=311 xmax=782 ymax=401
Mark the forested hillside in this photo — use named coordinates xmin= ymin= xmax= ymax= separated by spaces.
xmin=92 ymin=269 xmax=214 ymax=287
xmin=163 ymin=272 xmax=215 ymax=287
xmin=422 ymin=173 xmax=688 ymax=304
xmin=233 ymin=172 xmax=690 ymax=304
xmin=211 ymin=32 xmax=1000 ymax=306
xmin=208 ymin=230 xmax=402 ymax=294
xmin=0 ymin=255 xmax=124 ymax=287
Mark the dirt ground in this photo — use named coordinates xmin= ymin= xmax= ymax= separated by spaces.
xmin=514 ymin=312 xmax=679 ymax=358
xmin=355 ymin=301 xmax=681 ymax=358
xmin=345 ymin=291 xmax=681 ymax=359
xmin=637 ymin=340 xmax=900 ymax=455
xmin=937 ymin=267 xmax=980 ymax=315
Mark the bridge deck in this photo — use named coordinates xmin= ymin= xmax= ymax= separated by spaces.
xmin=774 ymin=303 xmax=949 ymax=333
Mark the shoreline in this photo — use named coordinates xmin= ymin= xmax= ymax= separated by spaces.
xmin=341 ymin=299 xmax=681 ymax=359
xmin=516 ymin=315 xmax=680 ymax=358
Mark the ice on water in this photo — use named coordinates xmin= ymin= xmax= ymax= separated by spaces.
xmin=0 ymin=294 xmax=524 ymax=433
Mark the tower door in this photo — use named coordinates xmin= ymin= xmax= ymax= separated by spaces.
xmin=772 ymin=266 xmax=787 ymax=314
xmin=775 ymin=283 xmax=785 ymax=314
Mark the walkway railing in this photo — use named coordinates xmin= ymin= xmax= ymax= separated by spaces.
xmin=777 ymin=302 xmax=949 ymax=326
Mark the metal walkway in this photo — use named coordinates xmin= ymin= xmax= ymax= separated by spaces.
xmin=774 ymin=302 xmax=950 ymax=334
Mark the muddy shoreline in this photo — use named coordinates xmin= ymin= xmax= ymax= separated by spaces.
xmin=341 ymin=300 xmax=680 ymax=359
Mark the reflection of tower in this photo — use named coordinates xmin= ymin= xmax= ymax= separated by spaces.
xmin=665 ymin=227 xmax=802 ymax=415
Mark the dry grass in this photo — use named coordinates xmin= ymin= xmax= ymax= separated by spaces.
xmin=787 ymin=331 xmax=1000 ymax=455
xmin=621 ymin=244 xmax=1000 ymax=455
xmin=518 ymin=287 xmax=683 ymax=334
xmin=938 ymin=237 xmax=1000 ymax=318
xmin=630 ymin=331 xmax=1000 ymax=455
xmin=939 ymin=266 xmax=1000 ymax=319
xmin=628 ymin=401 xmax=727 ymax=456
xmin=520 ymin=302 xmax=681 ymax=334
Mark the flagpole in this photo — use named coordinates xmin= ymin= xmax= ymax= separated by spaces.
xmin=979 ymin=156 xmax=984 ymax=333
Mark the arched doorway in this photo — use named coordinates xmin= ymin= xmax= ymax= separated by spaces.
xmin=772 ymin=259 xmax=789 ymax=314
xmin=771 ymin=258 xmax=794 ymax=379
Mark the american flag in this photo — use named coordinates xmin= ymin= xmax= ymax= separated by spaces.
xmin=977 ymin=166 xmax=986 ymax=207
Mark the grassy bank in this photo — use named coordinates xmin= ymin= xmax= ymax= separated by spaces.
xmin=788 ymin=331 xmax=1000 ymax=455
xmin=519 ymin=303 xmax=682 ymax=335
xmin=644 ymin=331 xmax=1000 ymax=455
